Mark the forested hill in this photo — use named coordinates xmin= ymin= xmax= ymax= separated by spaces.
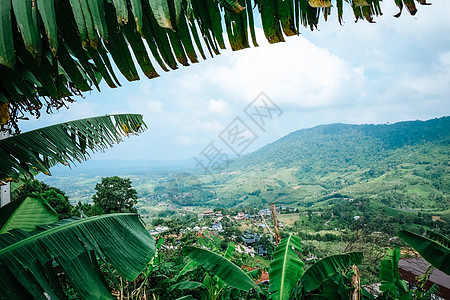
xmin=208 ymin=117 xmax=449 ymax=209
xmin=232 ymin=117 xmax=449 ymax=171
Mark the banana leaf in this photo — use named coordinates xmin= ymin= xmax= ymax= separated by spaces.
xmin=224 ymin=241 xmax=235 ymax=259
xmin=302 ymin=251 xmax=363 ymax=292
xmin=182 ymin=246 xmax=259 ymax=292
xmin=0 ymin=114 xmax=147 ymax=182
xmin=0 ymin=213 xmax=156 ymax=300
xmin=398 ymin=229 xmax=450 ymax=275
xmin=172 ymin=260 xmax=199 ymax=281
xmin=379 ymin=247 xmax=412 ymax=299
xmin=268 ymin=234 xmax=304 ymax=300
xmin=0 ymin=193 xmax=58 ymax=234
xmin=321 ymin=273 xmax=349 ymax=299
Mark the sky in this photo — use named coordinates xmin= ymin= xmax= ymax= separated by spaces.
xmin=19 ymin=1 xmax=450 ymax=162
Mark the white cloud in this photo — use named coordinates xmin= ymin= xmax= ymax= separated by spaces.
xmin=208 ymin=99 xmax=228 ymax=113
xmin=182 ymin=29 xmax=367 ymax=111
xmin=145 ymin=100 xmax=164 ymax=113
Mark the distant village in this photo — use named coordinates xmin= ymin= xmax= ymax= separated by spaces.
xmin=148 ymin=205 xmax=299 ymax=257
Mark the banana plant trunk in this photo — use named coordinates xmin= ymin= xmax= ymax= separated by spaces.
xmin=271 ymin=202 xmax=281 ymax=245
xmin=0 ymin=126 xmax=10 ymax=207
xmin=351 ymin=264 xmax=361 ymax=300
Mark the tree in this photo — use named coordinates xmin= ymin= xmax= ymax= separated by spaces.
xmin=92 ymin=176 xmax=138 ymax=214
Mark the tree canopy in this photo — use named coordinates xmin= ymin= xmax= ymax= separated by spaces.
xmin=92 ymin=176 xmax=138 ymax=214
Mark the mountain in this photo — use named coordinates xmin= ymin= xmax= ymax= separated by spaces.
xmin=205 ymin=117 xmax=449 ymax=210
xmin=232 ymin=117 xmax=449 ymax=171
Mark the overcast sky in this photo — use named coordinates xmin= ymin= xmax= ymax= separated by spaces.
xmin=19 ymin=1 xmax=450 ymax=161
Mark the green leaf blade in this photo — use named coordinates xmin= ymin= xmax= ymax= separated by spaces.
xmin=398 ymin=230 xmax=450 ymax=275
xmin=183 ymin=246 xmax=258 ymax=291
xmin=269 ymin=234 xmax=304 ymax=300
xmin=302 ymin=251 xmax=363 ymax=292
xmin=0 ymin=214 xmax=155 ymax=299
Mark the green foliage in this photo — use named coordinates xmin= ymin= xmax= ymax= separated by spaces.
xmin=0 ymin=114 xmax=147 ymax=181
xmin=92 ymin=176 xmax=138 ymax=214
xmin=0 ymin=213 xmax=155 ymax=300
xmin=182 ymin=246 xmax=259 ymax=292
xmin=0 ymin=194 xmax=59 ymax=234
xmin=301 ymin=252 xmax=363 ymax=292
xmin=378 ymin=247 xmax=412 ymax=299
xmin=398 ymin=230 xmax=450 ymax=275
xmin=269 ymin=234 xmax=304 ymax=300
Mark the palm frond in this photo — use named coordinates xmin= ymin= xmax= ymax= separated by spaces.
xmin=0 ymin=213 xmax=156 ymax=300
xmin=0 ymin=0 xmax=432 ymax=128
xmin=0 ymin=113 xmax=147 ymax=182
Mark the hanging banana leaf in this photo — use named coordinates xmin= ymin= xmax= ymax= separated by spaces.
xmin=301 ymin=251 xmax=363 ymax=292
xmin=182 ymin=246 xmax=260 ymax=292
xmin=0 ymin=114 xmax=147 ymax=182
xmin=0 ymin=0 xmax=432 ymax=131
xmin=0 ymin=213 xmax=156 ymax=300
xmin=398 ymin=229 xmax=450 ymax=275
xmin=268 ymin=234 xmax=304 ymax=300
xmin=0 ymin=194 xmax=59 ymax=234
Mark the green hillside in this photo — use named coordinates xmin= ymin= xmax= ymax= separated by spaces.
xmin=207 ymin=117 xmax=449 ymax=210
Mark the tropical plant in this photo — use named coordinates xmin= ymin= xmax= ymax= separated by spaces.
xmin=0 ymin=213 xmax=156 ymax=300
xmin=0 ymin=193 xmax=59 ymax=234
xmin=378 ymin=246 xmax=412 ymax=300
xmin=268 ymin=234 xmax=365 ymax=300
xmin=0 ymin=113 xmax=146 ymax=182
xmin=398 ymin=229 xmax=450 ymax=275
xmin=129 ymin=237 xmax=165 ymax=299
xmin=0 ymin=0 xmax=431 ymax=129
xmin=268 ymin=234 xmax=304 ymax=300
xmin=174 ymin=234 xmax=367 ymax=299
xmin=173 ymin=242 xmax=263 ymax=299
xmin=375 ymin=243 xmax=444 ymax=300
